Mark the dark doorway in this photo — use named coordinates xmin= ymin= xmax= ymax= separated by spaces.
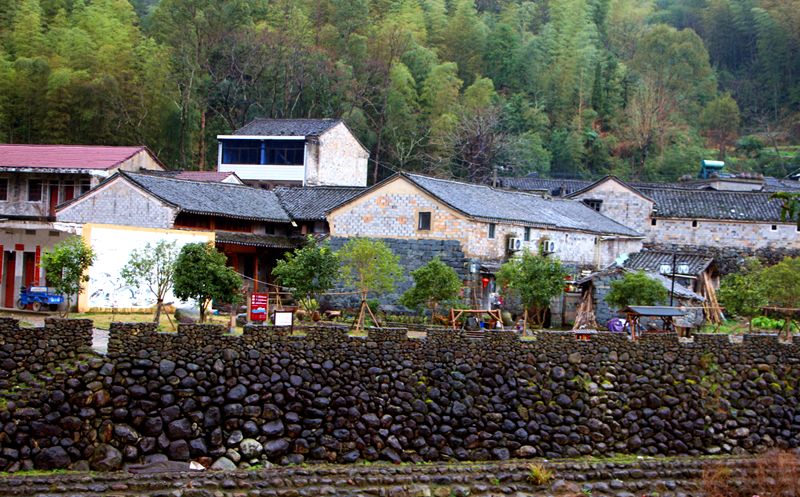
xmin=48 ymin=183 xmax=59 ymax=217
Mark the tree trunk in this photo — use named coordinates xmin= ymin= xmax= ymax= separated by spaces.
xmin=199 ymin=299 xmax=206 ymax=323
xmin=153 ymin=299 xmax=163 ymax=325
xmin=198 ymin=111 xmax=206 ymax=170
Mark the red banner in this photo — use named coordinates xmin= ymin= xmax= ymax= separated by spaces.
xmin=250 ymin=293 xmax=269 ymax=322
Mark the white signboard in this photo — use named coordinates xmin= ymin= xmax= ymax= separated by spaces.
xmin=80 ymin=224 xmax=214 ymax=312
xmin=273 ymin=311 xmax=294 ymax=327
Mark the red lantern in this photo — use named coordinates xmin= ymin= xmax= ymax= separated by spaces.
xmin=481 ymin=277 xmax=490 ymax=288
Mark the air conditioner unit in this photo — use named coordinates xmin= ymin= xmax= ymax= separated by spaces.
xmin=542 ymin=240 xmax=557 ymax=254
xmin=508 ymin=237 xmax=523 ymax=252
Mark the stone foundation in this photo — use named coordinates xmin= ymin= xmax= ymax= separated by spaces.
xmin=1 ymin=319 xmax=799 ymax=473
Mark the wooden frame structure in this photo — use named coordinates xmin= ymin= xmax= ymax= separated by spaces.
xmin=622 ymin=306 xmax=685 ymax=339
xmin=449 ymin=308 xmax=503 ymax=330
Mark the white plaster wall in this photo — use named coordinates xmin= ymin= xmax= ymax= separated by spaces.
xmin=81 ymin=225 xmax=214 ymax=311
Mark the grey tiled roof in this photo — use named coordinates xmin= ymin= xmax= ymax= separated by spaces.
xmin=124 ymin=172 xmax=291 ymax=222
xmin=763 ymin=177 xmax=800 ymax=192
xmin=638 ymin=187 xmax=786 ymax=221
xmin=498 ymin=177 xmax=592 ymax=195
xmin=274 ymin=186 xmax=365 ymax=221
xmin=624 ymin=251 xmax=714 ymax=276
xmin=233 ymin=118 xmax=340 ymax=137
xmin=405 ymin=174 xmax=642 ymax=237
xmin=215 ymin=232 xmax=302 ymax=248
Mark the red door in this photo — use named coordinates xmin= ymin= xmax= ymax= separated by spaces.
xmin=23 ymin=253 xmax=35 ymax=288
xmin=48 ymin=183 xmax=59 ymax=217
xmin=4 ymin=252 xmax=15 ymax=308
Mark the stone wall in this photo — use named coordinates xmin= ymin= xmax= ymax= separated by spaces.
xmin=571 ymin=179 xmax=654 ymax=233
xmin=1 ymin=319 xmax=800 ymax=473
xmin=56 ymin=178 xmax=177 ymax=228
xmin=0 ymin=318 xmax=93 ymax=391
xmin=0 ymin=455 xmax=791 ymax=497
xmin=325 ymin=236 xmax=468 ymax=308
xmin=648 ymin=218 xmax=799 ymax=250
xmin=310 ymin=122 xmax=369 ymax=187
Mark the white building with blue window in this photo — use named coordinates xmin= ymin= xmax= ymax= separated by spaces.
xmin=217 ymin=118 xmax=369 ymax=188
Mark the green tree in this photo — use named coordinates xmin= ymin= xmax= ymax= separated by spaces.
xmin=40 ymin=237 xmax=96 ymax=317
xmin=173 ymin=242 xmax=242 ymax=323
xmin=496 ymin=250 xmax=568 ymax=330
xmin=272 ymin=236 xmax=341 ymax=312
xmin=400 ymin=257 xmax=462 ymax=319
xmin=699 ymin=93 xmax=741 ymax=158
xmin=338 ymin=237 xmax=403 ymax=330
xmin=605 ymin=270 xmax=668 ymax=310
xmin=120 ymin=240 xmax=180 ymax=324
xmin=759 ymin=257 xmax=800 ymax=337
xmin=718 ymin=259 xmax=767 ymax=330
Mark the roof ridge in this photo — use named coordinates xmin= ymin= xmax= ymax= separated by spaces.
xmin=124 ymin=171 xmax=259 ymax=190
xmin=640 ymin=185 xmax=776 ymax=196
xmin=407 ymin=173 xmax=563 ymax=200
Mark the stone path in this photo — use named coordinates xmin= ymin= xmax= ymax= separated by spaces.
xmin=0 ymin=455 xmax=777 ymax=497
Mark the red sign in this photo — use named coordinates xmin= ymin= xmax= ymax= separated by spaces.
xmin=250 ymin=293 xmax=269 ymax=322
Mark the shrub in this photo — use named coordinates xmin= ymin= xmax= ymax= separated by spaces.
xmin=527 ymin=463 xmax=554 ymax=485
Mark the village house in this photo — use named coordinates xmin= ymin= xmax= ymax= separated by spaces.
xmin=567 ymin=176 xmax=800 ymax=251
xmin=56 ymin=172 xmax=300 ymax=296
xmin=574 ymin=266 xmax=706 ymax=331
xmin=327 ymin=173 xmax=644 ymax=313
xmin=0 ymin=144 xmax=163 ymax=308
xmin=216 ymin=118 xmax=369 ymax=188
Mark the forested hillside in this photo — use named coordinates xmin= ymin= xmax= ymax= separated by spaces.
xmin=0 ymin=0 xmax=798 ymax=183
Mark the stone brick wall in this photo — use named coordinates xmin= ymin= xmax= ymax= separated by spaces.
xmin=307 ymin=122 xmax=369 ymax=187
xmin=648 ymin=218 xmax=799 ymax=250
xmin=57 ymin=178 xmax=176 ymax=228
xmin=1 ymin=319 xmax=800 ymax=472
xmin=571 ymin=179 xmax=654 ymax=233
xmin=647 ymin=243 xmax=800 ymax=275
xmin=325 ymin=236 xmax=468 ymax=308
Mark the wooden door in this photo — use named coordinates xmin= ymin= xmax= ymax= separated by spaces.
xmin=4 ymin=252 xmax=15 ymax=308
xmin=48 ymin=183 xmax=59 ymax=217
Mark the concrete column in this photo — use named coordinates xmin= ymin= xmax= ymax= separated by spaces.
xmin=14 ymin=246 xmax=24 ymax=302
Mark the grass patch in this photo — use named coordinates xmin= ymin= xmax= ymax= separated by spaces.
xmin=72 ymin=311 xmax=240 ymax=333
xmin=0 ymin=469 xmax=71 ymax=477
xmin=527 ymin=462 xmax=555 ymax=485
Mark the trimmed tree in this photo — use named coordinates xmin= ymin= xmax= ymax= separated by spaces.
xmin=400 ymin=257 xmax=462 ymax=321
xmin=272 ymin=236 xmax=341 ymax=313
xmin=337 ymin=238 xmax=403 ymax=330
xmin=173 ymin=242 xmax=242 ymax=323
xmin=40 ymin=237 xmax=96 ymax=317
xmin=605 ymin=270 xmax=668 ymax=310
xmin=496 ymin=251 xmax=567 ymax=330
xmin=120 ymin=240 xmax=180 ymax=324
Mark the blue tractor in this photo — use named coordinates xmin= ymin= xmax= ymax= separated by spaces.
xmin=16 ymin=286 xmax=64 ymax=312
